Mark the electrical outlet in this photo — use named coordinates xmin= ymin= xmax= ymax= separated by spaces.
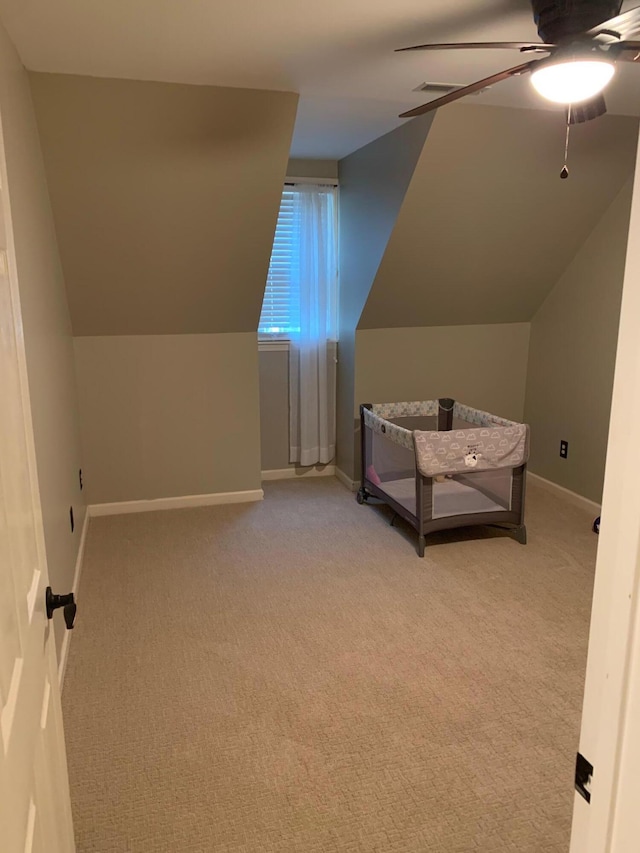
xmin=69 ymin=506 xmax=74 ymax=533
xmin=560 ymin=440 xmax=569 ymax=459
xmin=79 ymin=468 xmax=83 ymax=491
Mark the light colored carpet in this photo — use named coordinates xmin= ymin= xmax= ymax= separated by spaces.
xmin=62 ymin=478 xmax=597 ymax=852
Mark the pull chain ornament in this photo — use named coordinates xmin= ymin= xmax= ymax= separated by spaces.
xmin=561 ymin=106 xmax=572 ymax=180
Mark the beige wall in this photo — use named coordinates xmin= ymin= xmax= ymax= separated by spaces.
xmin=287 ymin=159 xmax=338 ymax=179
xmin=337 ymin=114 xmax=434 ymax=477
xmin=259 ymin=349 xmax=290 ymax=471
xmin=336 ymin=334 xmax=359 ymax=480
xmin=360 ymin=105 xmax=639 ymax=329
xmin=29 ymin=73 xmax=298 ymax=336
xmin=355 ymin=323 xmax=531 ymax=474
xmin=74 ymin=334 xmax=261 ymax=503
xmin=0 ymin=23 xmax=85 ymax=655
xmin=525 ymin=180 xmax=634 ymax=503
xmin=29 ymin=73 xmax=298 ymax=504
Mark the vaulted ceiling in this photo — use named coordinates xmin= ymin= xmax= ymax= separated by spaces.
xmin=30 ymin=73 xmax=297 ymax=335
xmin=0 ymin=0 xmax=639 ymax=157
xmin=358 ymin=103 xmax=638 ymax=328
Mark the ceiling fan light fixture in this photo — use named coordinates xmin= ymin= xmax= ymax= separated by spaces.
xmin=530 ymin=57 xmax=615 ymax=104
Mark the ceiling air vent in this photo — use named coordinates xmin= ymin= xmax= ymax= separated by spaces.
xmin=413 ymin=81 xmax=491 ymax=96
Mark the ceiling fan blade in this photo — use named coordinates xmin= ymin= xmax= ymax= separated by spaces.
xmin=395 ymin=41 xmax=554 ymax=53
xmin=587 ymin=5 xmax=640 ymax=40
xmin=399 ymin=60 xmax=537 ymax=119
xmin=568 ymin=95 xmax=607 ymax=125
xmin=614 ymin=39 xmax=640 ymax=58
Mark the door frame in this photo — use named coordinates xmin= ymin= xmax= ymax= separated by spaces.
xmin=0 ymin=84 xmax=76 ymax=853
xmin=569 ymin=132 xmax=640 ymax=852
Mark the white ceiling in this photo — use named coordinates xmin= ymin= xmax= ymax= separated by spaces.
xmin=0 ymin=0 xmax=639 ymax=158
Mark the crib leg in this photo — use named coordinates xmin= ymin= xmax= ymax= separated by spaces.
xmin=513 ymin=525 xmax=527 ymax=545
xmin=390 ymin=512 xmax=398 ymax=527
xmin=417 ymin=535 xmax=426 ymax=558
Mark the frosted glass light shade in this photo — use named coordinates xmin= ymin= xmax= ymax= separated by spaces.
xmin=531 ymin=59 xmax=615 ymax=104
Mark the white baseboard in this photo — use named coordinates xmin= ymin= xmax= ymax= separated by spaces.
xmin=59 ymin=506 xmax=90 ymax=690
xmin=261 ymin=465 xmax=335 ymax=481
xmin=89 ymin=489 xmax=264 ymax=518
xmin=527 ymin=472 xmax=600 ymax=516
xmin=335 ymin=468 xmax=357 ymax=492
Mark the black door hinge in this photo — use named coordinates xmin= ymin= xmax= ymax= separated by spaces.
xmin=575 ymin=752 xmax=593 ymax=803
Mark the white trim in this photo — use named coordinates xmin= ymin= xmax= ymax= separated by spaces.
xmin=88 ymin=489 xmax=264 ymax=518
xmin=527 ymin=471 xmax=600 ymax=515
xmin=258 ymin=339 xmax=290 ymax=352
xmin=335 ymin=468 xmax=357 ymax=492
xmin=261 ymin=465 xmax=335 ymax=481
xmin=285 ymin=176 xmax=339 ymax=186
xmin=259 ymin=338 xmax=338 ymax=355
xmin=58 ymin=507 xmax=90 ymax=690
xmin=569 ymin=138 xmax=640 ymax=852
xmin=608 ymin=561 xmax=640 ymax=848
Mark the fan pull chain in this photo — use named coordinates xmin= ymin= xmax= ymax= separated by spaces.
xmin=561 ymin=106 xmax=572 ymax=180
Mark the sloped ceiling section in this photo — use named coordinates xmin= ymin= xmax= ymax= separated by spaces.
xmin=359 ymin=104 xmax=639 ymax=330
xmin=29 ymin=72 xmax=298 ymax=335
xmin=339 ymin=112 xmax=434 ymax=337
xmin=335 ymin=113 xmax=434 ymax=477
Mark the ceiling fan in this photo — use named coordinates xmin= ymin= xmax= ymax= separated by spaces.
xmin=397 ymin=0 xmax=640 ymax=123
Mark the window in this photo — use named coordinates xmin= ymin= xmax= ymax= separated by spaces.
xmin=258 ymin=183 xmax=338 ymax=339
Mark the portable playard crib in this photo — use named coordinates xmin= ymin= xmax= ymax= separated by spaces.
xmin=358 ymin=399 xmax=529 ymax=557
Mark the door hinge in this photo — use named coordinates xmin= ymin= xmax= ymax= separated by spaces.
xmin=575 ymin=752 xmax=593 ymax=803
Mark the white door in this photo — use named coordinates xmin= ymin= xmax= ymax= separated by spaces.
xmin=0 ymin=122 xmax=75 ymax=849
xmin=569 ymin=132 xmax=640 ymax=850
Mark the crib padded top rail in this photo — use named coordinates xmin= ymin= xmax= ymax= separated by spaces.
xmin=363 ymin=400 xmax=529 ymax=477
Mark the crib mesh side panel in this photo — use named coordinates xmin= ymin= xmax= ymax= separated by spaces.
xmin=451 ymin=416 xmax=479 ymax=430
xmin=426 ymin=469 xmax=513 ymax=522
xmin=364 ymin=421 xmax=417 ymax=516
xmin=388 ymin=415 xmax=439 ymax=432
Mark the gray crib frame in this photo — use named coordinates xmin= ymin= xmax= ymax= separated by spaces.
xmin=358 ymin=399 xmax=527 ymax=557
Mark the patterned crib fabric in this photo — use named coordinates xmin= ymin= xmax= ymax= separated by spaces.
xmin=453 ymin=402 xmax=518 ymax=428
xmin=370 ymin=400 xmax=439 ymax=419
xmin=413 ymin=423 xmax=529 ymax=477
xmin=363 ymin=406 xmax=415 ymax=451
xmin=363 ymin=400 xmax=529 ymax=475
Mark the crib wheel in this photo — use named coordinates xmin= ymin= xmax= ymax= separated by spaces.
xmin=356 ymin=487 xmax=368 ymax=505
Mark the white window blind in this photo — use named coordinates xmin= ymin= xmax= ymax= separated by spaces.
xmin=259 ymin=184 xmax=338 ymax=338
xmin=259 ymin=190 xmax=300 ymax=336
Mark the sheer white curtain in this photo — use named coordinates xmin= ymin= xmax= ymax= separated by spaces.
xmin=289 ymin=184 xmax=338 ymax=467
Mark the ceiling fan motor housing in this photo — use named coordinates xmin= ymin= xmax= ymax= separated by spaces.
xmin=531 ymin=0 xmax=622 ymax=42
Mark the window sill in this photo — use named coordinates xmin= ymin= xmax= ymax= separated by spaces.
xmin=258 ymin=339 xmax=339 ymax=355
xmin=258 ymin=339 xmax=290 ymax=352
